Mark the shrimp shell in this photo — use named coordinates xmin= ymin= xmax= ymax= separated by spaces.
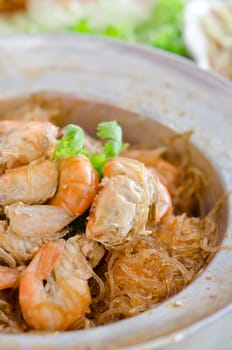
xmin=0 ymin=120 xmax=24 ymax=137
xmin=121 ymin=149 xmax=180 ymax=193
xmin=0 ymin=222 xmax=68 ymax=266
xmin=5 ymin=203 xmax=74 ymax=240
xmin=50 ymin=155 xmax=99 ymax=216
xmin=0 ymin=266 xmax=20 ymax=291
xmin=19 ymin=237 xmax=93 ymax=331
xmin=78 ymin=234 xmax=105 ymax=268
xmin=0 ymin=230 xmax=43 ymax=265
xmin=86 ymin=157 xmax=159 ymax=247
xmin=0 ymin=159 xmax=58 ymax=206
xmin=0 ymin=121 xmax=58 ymax=170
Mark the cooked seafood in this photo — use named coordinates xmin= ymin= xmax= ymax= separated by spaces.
xmin=0 ymin=227 xmax=47 ymax=265
xmin=0 ymin=222 xmax=67 ymax=266
xmin=0 ymin=266 xmax=20 ymax=290
xmin=121 ymin=149 xmax=180 ymax=193
xmin=0 ymin=120 xmax=24 ymax=137
xmin=78 ymin=235 xmax=105 ymax=268
xmin=0 ymin=121 xmax=58 ymax=171
xmin=97 ymin=210 xmax=220 ymax=324
xmin=50 ymin=155 xmax=99 ymax=216
xmin=0 ymin=159 xmax=58 ymax=206
xmin=19 ymin=238 xmax=93 ymax=331
xmin=0 ymin=102 xmax=223 ymax=333
xmin=86 ymin=157 xmax=171 ymax=247
xmin=5 ymin=203 xmax=73 ymax=239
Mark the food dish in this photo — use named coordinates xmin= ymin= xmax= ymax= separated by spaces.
xmin=184 ymin=0 xmax=232 ymax=80
xmin=0 ymin=36 xmax=231 ymax=349
xmin=0 ymin=96 xmax=223 ymax=333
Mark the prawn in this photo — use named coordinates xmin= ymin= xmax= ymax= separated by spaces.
xmin=50 ymin=155 xmax=99 ymax=216
xmin=78 ymin=234 xmax=105 ymax=268
xmin=0 ymin=266 xmax=20 ymax=291
xmin=19 ymin=238 xmax=93 ymax=331
xmin=0 ymin=121 xmax=58 ymax=171
xmin=86 ymin=157 xmax=169 ymax=247
xmin=0 ymin=159 xmax=58 ymax=206
xmin=0 ymin=120 xmax=24 ymax=137
xmin=5 ymin=203 xmax=73 ymax=240
xmin=121 ymin=149 xmax=180 ymax=193
xmin=0 ymin=220 xmax=68 ymax=265
xmin=0 ymin=229 xmax=45 ymax=266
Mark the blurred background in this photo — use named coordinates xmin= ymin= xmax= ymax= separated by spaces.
xmin=0 ymin=0 xmax=231 ymax=80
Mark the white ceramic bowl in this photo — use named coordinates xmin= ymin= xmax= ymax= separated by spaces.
xmin=0 ymin=35 xmax=231 ymax=350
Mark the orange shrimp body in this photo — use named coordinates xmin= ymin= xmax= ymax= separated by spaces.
xmin=19 ymin=239 xmax=92 ymax=331
xmin=19 ymin=241 xmax=64 ymax=330
xmin=121 ymin=149 xmax=180 ymax=192
xmin=87 ymin=157 xmax=173 ymax=247
xmin=0 ymin=121 xmax=58 ymax=171
xmin=0 ymin=266 xmax=20 ymax=290
xmin=87 ymin=157 xmax=159 ymax=247
xmin=155 ymin=181 xmax=172 ymax=221
xmin=104 ymin=157 xmax=173 ymax=221
xmin=50 ymin=155 xmax=99 ymax=216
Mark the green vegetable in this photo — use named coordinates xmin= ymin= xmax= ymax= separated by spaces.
xmin=97 ymin=121 xmax=124 ymax=157
xmin=101 ymin=25 xmax=135 ymax=41
xmin=0 ymin=0 xmax=188 ymax=58
xmin=52 ymin=120 xmax=126 ymax=175
xmin=91 ymin=120 xmax=127 ymax=174
xmin=71 ymin=18 xmax=135 ymax=41
xmin=140 ymin=0 xmax=185 ymax=29
xmin=52 ymin=124 xmax=84 ymax=160
xmin=68 ymin=0 xmax=188 ymax=57
xmin=90 ymin=153 xmax=108 ymax=175
xmin=136 ymin=0 xmax=188 ymax=56
xmin=149 ymin=25 xmax=188 ymax=56
xmin=71 ymin=18 xmax=93 ymax=33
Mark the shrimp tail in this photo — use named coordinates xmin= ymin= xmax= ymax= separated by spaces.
xmin=23 ymin=241 xmax=64 ymax=279
xmin=0 ymin=266 xmax=20 ymax=290
xmin=19 ymin=241 xmax=65 ymax=330
xmin=19 ymin=239 xmax=92 ymax=331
